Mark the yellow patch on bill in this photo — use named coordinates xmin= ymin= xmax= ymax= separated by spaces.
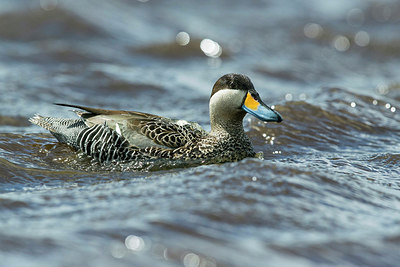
xmin=244 ymin=92 xmax=260 ymax=111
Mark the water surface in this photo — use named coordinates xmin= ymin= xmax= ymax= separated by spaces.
xmin=1 ymin=0 xmax=400 ymax=266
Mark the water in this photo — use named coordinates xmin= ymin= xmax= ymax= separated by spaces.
xmin=1 ymin=0 xmax=400 ymax=266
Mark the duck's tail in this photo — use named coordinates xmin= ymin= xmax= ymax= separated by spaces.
xmin=29 ymin=115 xmax=139 ymax=162
xmin=29 ymin=115 xmax=87 ymax=148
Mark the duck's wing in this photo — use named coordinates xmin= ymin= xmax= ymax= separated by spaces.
xmin=55 ymin=103 xmax=207 ymax=149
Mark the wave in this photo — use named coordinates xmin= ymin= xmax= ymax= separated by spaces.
xmin=0 ymin=7 xmax=106 ymax=41
xmin=249 ymin=87 xmax=400 ymax=153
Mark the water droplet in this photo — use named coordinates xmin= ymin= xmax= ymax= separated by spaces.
xmin=350 ymin=102 xmax=356 ymax=108
xmin=385 ymin=103 xmax=391 ymax=109
xmin=252 ymin=176 xmax=257 ymax=181
xmin=391 ymin=107 xmax=396 ymax=112
xmin=372 ymin=99 xmax=378 ymax=105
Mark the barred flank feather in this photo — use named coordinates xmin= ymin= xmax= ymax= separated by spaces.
xmin=30 ymin=115 xmax=145 ymax=163
xmin=76 ymin=124 xmax=141 ymax=163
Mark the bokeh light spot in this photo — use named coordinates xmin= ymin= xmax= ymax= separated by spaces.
xmin=40 ymin=0 xmax=58 ymax=11
xmin=285 ymin=93 xmax=293 ymax=101
xmin=332 ymin=35 xmax=350 ymax=52
xmin=125 ymin=235 xmax=145 ymax=251
xmin=176 ymin=32 xmax=190 ymax=46
xmin=304 ymin=23 xmax=323 ymax=39
xmin=110 ymin=243 xmax=126 ymax=259
xmin=354 ymin=31 xmax=370 ymax=47
xmin=377 ymin=84 xmax=389 ymax=95
xmin=200 ymin=39 xmax=222 ymax=58
xmin=346 ymin=8 xmax=365 ymax=27
xmin=183 ymin=252 xmax=200 ymax=267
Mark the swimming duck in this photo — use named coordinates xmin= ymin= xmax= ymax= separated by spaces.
xmin=30 ymin=73 xmax=282 ymax=165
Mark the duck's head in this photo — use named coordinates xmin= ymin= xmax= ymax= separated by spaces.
xmin=209 ymin=74 xmax=282 ymax=130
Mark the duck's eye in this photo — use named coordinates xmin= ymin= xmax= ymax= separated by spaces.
xmin=250 ymin=93 xmax=259 ymax=100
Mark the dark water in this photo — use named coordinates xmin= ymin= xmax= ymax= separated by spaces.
xmin=1 ymin=0 xmax=400 ymax=266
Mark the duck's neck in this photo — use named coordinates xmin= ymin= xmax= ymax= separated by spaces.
xmin=209 ymin=112 xmax=246 ymax=138
xmin=208 ymin=89 xmax=248 ymax=138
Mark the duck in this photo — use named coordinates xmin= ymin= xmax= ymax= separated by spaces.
xmin=30 ymin=73 xmax=282 ymax=165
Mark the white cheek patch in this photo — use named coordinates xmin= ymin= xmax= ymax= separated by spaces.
xmin=209 ymin=89 xmax=246 ymax=111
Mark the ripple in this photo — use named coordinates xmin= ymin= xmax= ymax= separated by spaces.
xmin=368 ymin=153 xmax=400 ymax=168
xmin=0 ymin=7 xmax=106 ymax=41
xmin=249 ymin=87 xmax=400 ymax=154
xmin=1 ymin=1 xmax=400 ymax=266
xmin=0 ymin=115 xmax=30 ymax=127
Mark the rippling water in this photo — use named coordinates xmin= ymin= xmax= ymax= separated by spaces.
xmin=1 ymin=0 xmax=400 ymax=266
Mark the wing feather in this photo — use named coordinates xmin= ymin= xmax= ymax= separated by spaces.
xmin=55 ymin=103 xmax=206 ymax=149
